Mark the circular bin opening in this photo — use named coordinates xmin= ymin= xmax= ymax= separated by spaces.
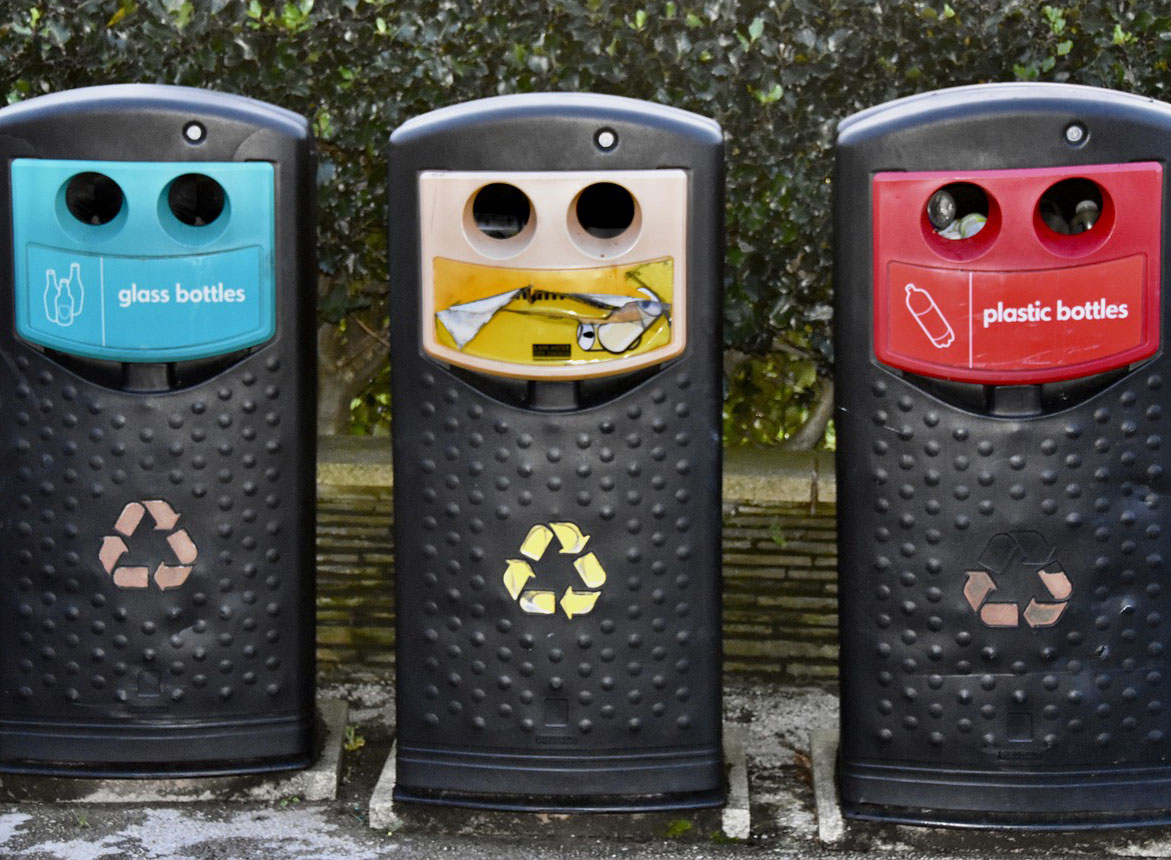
xmin=1034 ymin=177 xmax=1112 ymax=257
xmin=922 ymin=182 xmax=999 ymax=261
xmin=463 ymin=183 xmax=535 ymax=258
xmin=576 ymin=182 xmax=635 ymax=238
xmin=568 ymin=182 xmax=641 ymax=258
xmin=472 ymin=183 xmax=531 ymax=240
xmin=168 ymin=173 xmax=226 ymax=226
xmin=159 ymin=174 xmax=229 ymax=245
xmin=65 ymin=172 xmax=124 ymax=226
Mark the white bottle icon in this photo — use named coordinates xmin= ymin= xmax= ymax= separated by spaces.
xmin=44 ymin=263 xmax=84 ymax=327
xmin=904 ymin=283 xmax=954 ymax=349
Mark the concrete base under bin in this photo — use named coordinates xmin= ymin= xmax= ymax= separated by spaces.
xmin=369 ymin=722 xmax=751 ymax=840
xmin=809 ymin=727 xmax=846 ymax=845
xmin=0 ymin=698 xmax=347 ymax=804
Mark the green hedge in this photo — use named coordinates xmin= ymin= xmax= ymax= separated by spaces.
xmin=3 ymin=1 xmax=1170 ymax=442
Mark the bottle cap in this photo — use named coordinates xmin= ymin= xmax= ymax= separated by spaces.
xmin=927 ymin=189 xmax=957 ymax=229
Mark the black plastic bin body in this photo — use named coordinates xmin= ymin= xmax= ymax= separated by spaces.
xmin=833 ymin=82 xmax=1171 ymax=826
xmin=0 ymin=85 xmax=317 ymax=777
xmin=388 ymin=93 xmax=724 ymax=811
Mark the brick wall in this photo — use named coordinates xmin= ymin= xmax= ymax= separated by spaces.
xmin=721 ymin=501 xmax=838 ymax=679
xmin=316 ymin=483 xmax=395 ymax=673
xmin=315 ymin=440 xmax=839 ymax=681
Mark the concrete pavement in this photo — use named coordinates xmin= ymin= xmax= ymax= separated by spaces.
xmin=5 ymin=680 xmax=1171 ymax=859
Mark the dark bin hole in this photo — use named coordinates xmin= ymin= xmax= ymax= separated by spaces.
xmin=575 ymin=182 xmax=636 ymax=239
xmin=472 ymin=183 xmax=531 ymax=240
xmin=168 ymin=173 xmax=226 ymax=226
xmin=1037 ymin=178 xmax=1104 ymax=235
xmin=925 ymin=182 xmax=989 ymax=240
xmin=65 ymin=172 xmax=124 ymax=226
xmin=922 ymin=181 xmax=1000 ymax=262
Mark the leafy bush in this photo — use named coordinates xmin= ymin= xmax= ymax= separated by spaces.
xmin=3 ymin=1 xmax=1169 ymax=443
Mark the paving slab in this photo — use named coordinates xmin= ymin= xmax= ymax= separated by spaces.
xmin=6 ymin=681 xmax=1171 ymax=858
xmin=365 ymin=736 xmax=401 ymax=833
xmin=802 ymin=718 xmax=1171 ymax=859
xmin=0 ymin=697 xmax=347 ymax=804
xmin=809 ymin=727 xmax=844 ymax=845
xmin=723 ymin=723 xmax=751 ymax=840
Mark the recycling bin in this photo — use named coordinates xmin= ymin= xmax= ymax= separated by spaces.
xmin=0 ymin=85 xmax=317 ymax=776
xmin=388 ymin=94 xmax=724 ymax=810
xmin=834 ymin=82 xmax=1171 ymax=826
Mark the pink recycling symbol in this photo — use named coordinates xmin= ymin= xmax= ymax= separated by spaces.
xmin=98 ymin=500 xmax=198 ymax=591
xmin=963 ymin=531 xmax=1072 ymax=628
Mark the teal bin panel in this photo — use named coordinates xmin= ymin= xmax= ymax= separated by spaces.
xmin=11 ymin=159 xmax=275 ymax=362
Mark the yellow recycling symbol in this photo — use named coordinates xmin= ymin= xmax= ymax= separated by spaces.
xmin=503 ymin=521 xmax=606 ymax=619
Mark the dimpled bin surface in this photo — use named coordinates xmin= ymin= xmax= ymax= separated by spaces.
xmin=0 ymin=85 xmax=316 ymax=776
xmin=835 ymin=83 xmax=1171 ymax=826
xmin=388 ymin=94 xmax=725 ymax=810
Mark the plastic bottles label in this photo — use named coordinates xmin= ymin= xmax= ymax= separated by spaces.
xmin=871 ymin=163 xmax=1161 ymax=383
xmin=880 ymin=256 xmax=1149 ymax=382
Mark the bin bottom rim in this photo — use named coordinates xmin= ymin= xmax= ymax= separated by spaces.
xmin=394 ymin=741 xmax=723 ymax=809
xmin=844 ymin=801 xmax=1171 ymax=831
xmin=0 ymin=709 xmax=316 ymax=778
xmin=393 ymin=785 xmax=724 ymax=813
xmin=841 ymin=757 xmax=1171 ymax=827
xmin=0 ymin=753 xmax=313 ymax=780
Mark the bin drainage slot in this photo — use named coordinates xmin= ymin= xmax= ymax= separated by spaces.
xmin=123 ymin=363 xmax=174 ymax=393
xmin=543 ymin=697 xmax=569 ymax=727
xmin=528 ymin=380 xmax=580 ymax=411
xmin=1007 ymin=711 xmax=1033 ymax=742
xmin=988 ymin=385 xmax=1042 ymax=417
xmin=137 ymin=670 xmax=161 ymax=698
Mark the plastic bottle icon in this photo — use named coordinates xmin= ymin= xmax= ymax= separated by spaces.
xmin=44 ymin=263 xmax=84 ymax=328
xmin=905 ymin=283 xmax=954 ymax=349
